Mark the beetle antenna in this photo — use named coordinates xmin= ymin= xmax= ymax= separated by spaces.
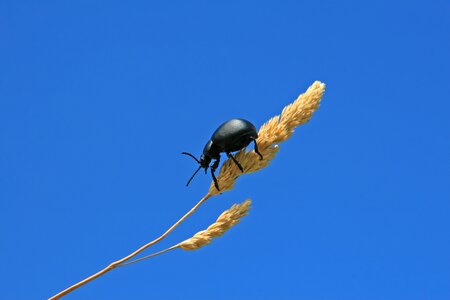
xmin=186 ymin=166 xmax=202 ymax=187
xmin=181 ymin=152 xmax=201 ymax=164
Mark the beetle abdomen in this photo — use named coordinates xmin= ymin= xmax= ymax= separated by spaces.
xmin=211 ymin=119 xmax=258 ymax=152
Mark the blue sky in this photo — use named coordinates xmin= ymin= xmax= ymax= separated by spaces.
xmin=1 ymin=1 xmax=449 ymax=299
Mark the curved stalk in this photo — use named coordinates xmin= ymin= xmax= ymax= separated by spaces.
xmin=49 ymin=193 xmax=211 ymax=300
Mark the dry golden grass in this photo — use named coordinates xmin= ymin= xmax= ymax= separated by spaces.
xmin=50 ymin=81 xmax=325 ymax=299
xmin=179 ymin=199 xmax=252 ymax=250
xmin=118 ymin=199 xmax=252 ymax=266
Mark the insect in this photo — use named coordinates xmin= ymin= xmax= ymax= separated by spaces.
xmin=182 ymin=118 xmax=263 ymax=191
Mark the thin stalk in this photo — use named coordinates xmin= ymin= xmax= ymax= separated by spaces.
xmin=118 ymin=245 xmax=179 ymax=267
xmin=49 ymin=193 xmax=212 ymax=300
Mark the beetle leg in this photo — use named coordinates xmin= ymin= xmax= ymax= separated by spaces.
xmin=210 ymin=158 xmax=221 ymax=191
xmin=226 ymin=152 xmax=244 ymax=173
xmin=210 ymin=157 xmax=220 ymax=172
xmin=251 ymin=137 xmax=263 ymax=160
xmin=210 ymin=168 xmax=220 ymax=191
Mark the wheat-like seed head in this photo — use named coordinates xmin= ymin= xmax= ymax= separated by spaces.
xmin=178 ymin=199 xmax=252 ymax=250
xmin=208 ymin=81 xmax=326 ymax=195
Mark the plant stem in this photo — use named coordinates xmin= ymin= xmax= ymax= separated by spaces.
xmin=117 ymin=245 xmax=179 ymax=267
xmin=49 ymin=193 xmax=212 ymax=300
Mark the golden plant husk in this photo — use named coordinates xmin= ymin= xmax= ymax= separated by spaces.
xmin=207 ymin=81 xmax=325 ymax=195
xmin=178 ymin=199 xmax=252 ymax=250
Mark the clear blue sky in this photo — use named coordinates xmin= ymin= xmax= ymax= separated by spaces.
xmin=1 ymin=1 xmax=449 ymax=299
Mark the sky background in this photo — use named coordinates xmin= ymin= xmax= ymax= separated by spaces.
xmin=1 ymin=1 xmax=449 ymax=299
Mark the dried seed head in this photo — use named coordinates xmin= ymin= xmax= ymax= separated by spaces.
xmin=178 ymin=199 xmax=252 ymax=250
xmin=208 ymin=81 xmax=326 ymax=195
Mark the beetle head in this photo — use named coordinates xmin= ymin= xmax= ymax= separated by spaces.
xmin=199 ymin=154 xmax=211 ymax=169
xmin=181 ymin=152 xmax=211 ymax=186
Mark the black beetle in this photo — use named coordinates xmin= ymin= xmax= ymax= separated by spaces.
xmin=182 ymin=118 xmax=263 ymax=191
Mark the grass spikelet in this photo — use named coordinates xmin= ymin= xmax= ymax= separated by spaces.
xmin=116 ymin=199 xmax=252 ymax=267
xmin=208 ymin=81 xmax=325 ymax=195
xmin=179 ymin=199 xmax=252 ymax=250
